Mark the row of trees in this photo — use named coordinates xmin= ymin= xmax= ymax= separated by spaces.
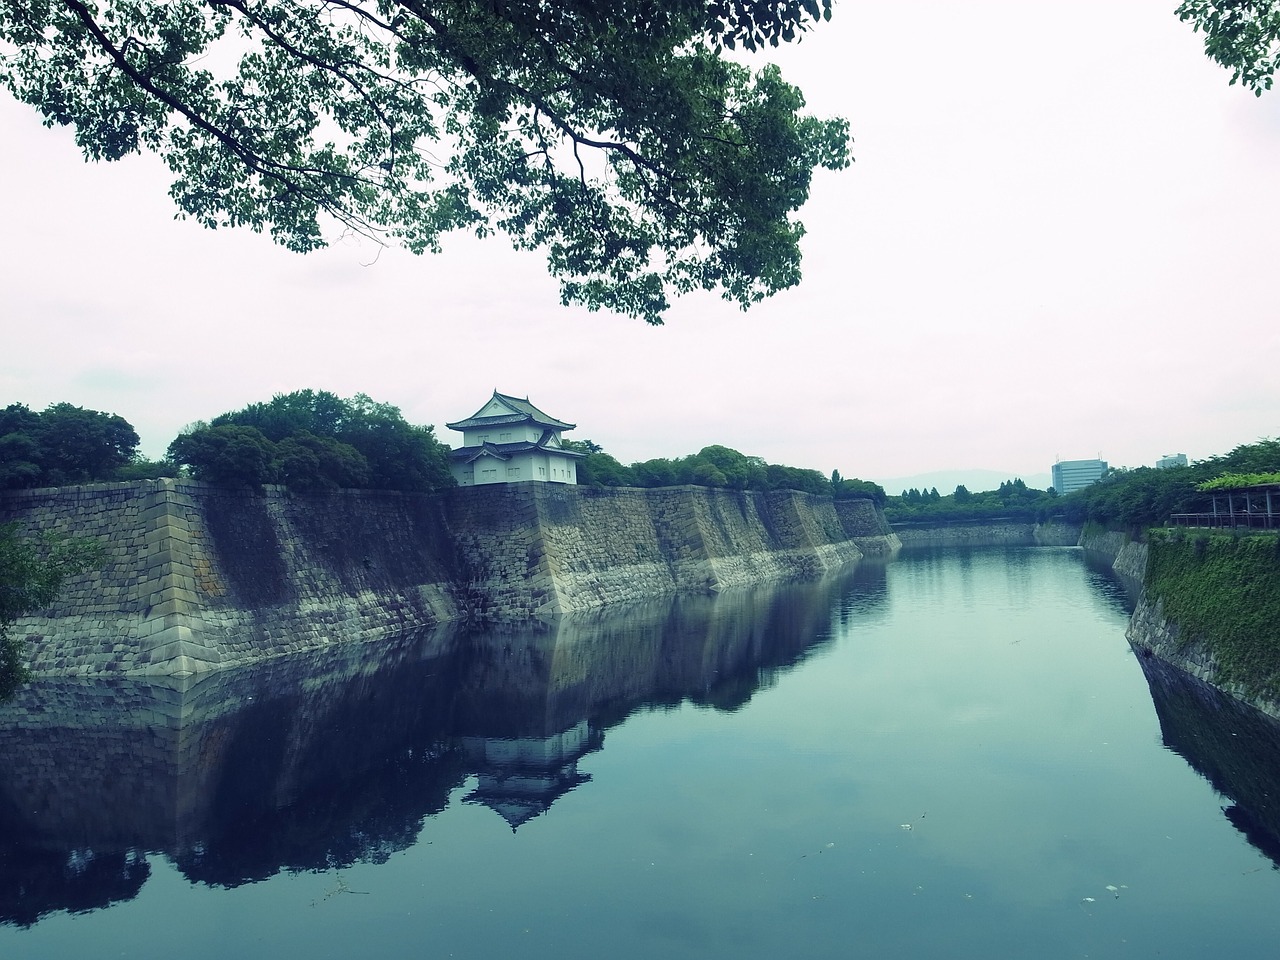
xmin=2 ymin=394 xmax=888 ymax=501
xmin=886 ymin=478 xmax=1061 ymax=524
xmin=1057 ymin=438 xmax=1280 ymax=530
xmin=566 ymin=441 xmax=886 ymax=502
xmin=0 ymin=403 xmax=143 ymax=489
xmin=168 ymin=391 xmax=454 ymax=493
xmin=882 ymin=438 xmax=1280 ymax=530
xmin=0 ymin=393 xmax=457 ymax=495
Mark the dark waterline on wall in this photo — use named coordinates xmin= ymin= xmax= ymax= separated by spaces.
xmin=3 ymin=547 xmax=1280 ymax=958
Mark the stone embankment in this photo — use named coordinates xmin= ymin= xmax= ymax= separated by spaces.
xmin=1079 ymin=528 xmax=1148 ymax=588
xmin=1 ymin=480 xmax=899 ymax=678
xmin=1081 ymin=527 xmax=1280 ymax=722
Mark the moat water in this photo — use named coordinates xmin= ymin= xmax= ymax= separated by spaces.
xmin=3 ymin=546 xmax=1280 ymax=959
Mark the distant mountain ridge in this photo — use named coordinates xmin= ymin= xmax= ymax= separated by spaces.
xmin=871 ymin=469 xmax=1054 ymax=496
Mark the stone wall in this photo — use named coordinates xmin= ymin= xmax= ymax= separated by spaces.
xmin=893 ymin=520 xmax=1082 ymax=548
xmin=834 ymin=498 xmax=902 ymax=555
xmin=1 ymin=480 xmax=464 ymax=677
xmin=1080 ymin=527 xmax=1280 ymax=722
xmin=440 ymin=484 xmax=887 ymax=617
xmin=1126 ymin=594 xmax=1280 ymax=721
xmin=2 ymin=480 xmax=897 ymax=677
xmin=1079 ymin=528 xmax=1147 ymax=587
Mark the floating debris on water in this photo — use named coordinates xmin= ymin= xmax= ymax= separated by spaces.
xmin=311 ymin=873 xmax=370 ymax=906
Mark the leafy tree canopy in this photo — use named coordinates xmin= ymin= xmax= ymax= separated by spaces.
xmin=1178 ymin=1 xmax=1280 ymax=95
xmin=0 ymin=402 xmax=141 ymax=488
xmin=168 ymin=390 xmax=453 ymax=491
xmin=887 ymin=478 xmax=1061 ymax=525
xmin=1059 ymin=438 xmax=1280 ymax=530
xmin=831 ymin=475 xmax=885 ymax=505
xmin=168 ymin=423 xmax=278 ymax=487
xmin=0 ymin=0 xmax=849 ymax=324
xmin=1198 ymin=471 xmax=1280 ymax=490
xmin=564 ymin=439 xmax=879 ymax=499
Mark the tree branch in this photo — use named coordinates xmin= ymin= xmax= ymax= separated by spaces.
xmin=61 ymin=0 xmax=383 ymax=238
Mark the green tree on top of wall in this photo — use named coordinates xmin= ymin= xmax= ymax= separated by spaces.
xmin=564 ymin=440 xmax=881 ymax=500
xmin=0 ymin=402 xmax=150 ymax=489
xmin=831 ymin=476 xmax=887 ymax=506
xmin=886 ymin=479 xmax=1060 ymax=524
xmin=167 ymin=391 xmax=454 ymax=492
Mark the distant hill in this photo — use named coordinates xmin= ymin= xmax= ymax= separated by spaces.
xmin=871 ymin=469 xmax=1054 ymax=496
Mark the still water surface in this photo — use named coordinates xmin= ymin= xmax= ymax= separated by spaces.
xmin=3 ymin=546 xmax=1280 ymax=958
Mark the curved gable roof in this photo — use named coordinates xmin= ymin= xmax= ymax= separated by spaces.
xmin=446 ymin=390 xmax=575 ymax=432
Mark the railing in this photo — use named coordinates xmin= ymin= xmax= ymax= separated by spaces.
xmin=1169 ymin=513 xmax=1278 ymax=530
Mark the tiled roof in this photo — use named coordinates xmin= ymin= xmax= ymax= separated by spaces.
xmin=446 ymin=390 xmax=575 ymax=432
xmin=449 ymin=437 xmax=586 ymax=462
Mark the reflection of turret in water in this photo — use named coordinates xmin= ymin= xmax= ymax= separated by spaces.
xmin=1136 ymin=651 xmax=1280 ymax=868
xmin=456 ymin=569 xmax=875 ymax=732
xmin=460 ymin=721 xmax=604 ymax=830
xmin=0 ymin=569 xmax=880 ymax=921
xmin=448 ymin=571 xmax=871 ymax=828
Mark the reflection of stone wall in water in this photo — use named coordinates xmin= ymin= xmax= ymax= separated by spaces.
xmin=1 ymin=480 xmax=898 ymax=676
xmin=0 ymin=628 xmax=468 ymax=924
xmin=0 ymin=574 xmax=868 ymax=922
xmin=1137 ymin=652 xmax=1280 ymax=867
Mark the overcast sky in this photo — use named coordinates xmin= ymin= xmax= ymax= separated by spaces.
xmin=2 ymin=0 xmax=1277 ymax=487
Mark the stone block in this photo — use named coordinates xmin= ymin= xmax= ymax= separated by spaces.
xmin=143 ymin=525 xmax=182 ymax=548
xmin=143 ymin=622 xmax=194 ymax=650
xmin=139 ymin=501 xmax=182 ymax=524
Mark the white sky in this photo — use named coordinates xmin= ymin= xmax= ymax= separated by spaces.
xmin=2 ymin=0 xmax=1277 ymax=484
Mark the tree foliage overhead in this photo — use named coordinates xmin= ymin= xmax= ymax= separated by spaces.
xmin=1177 ymin=1 xmax=1280 ymax=95
xmin=0 ymin=0 xmax=850 ymax=324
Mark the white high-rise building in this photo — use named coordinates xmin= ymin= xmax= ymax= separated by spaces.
xmin=1051 ymin=458 xmax=1108 ymax=494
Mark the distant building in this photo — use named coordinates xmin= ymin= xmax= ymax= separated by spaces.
xmin=1051 ymin=458 xmax=1108 ymax=494
xmin=1156 ymin=453 xmax=1188 ymax=470
xmin=447 ymin=390 xmax=584 ymax=486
